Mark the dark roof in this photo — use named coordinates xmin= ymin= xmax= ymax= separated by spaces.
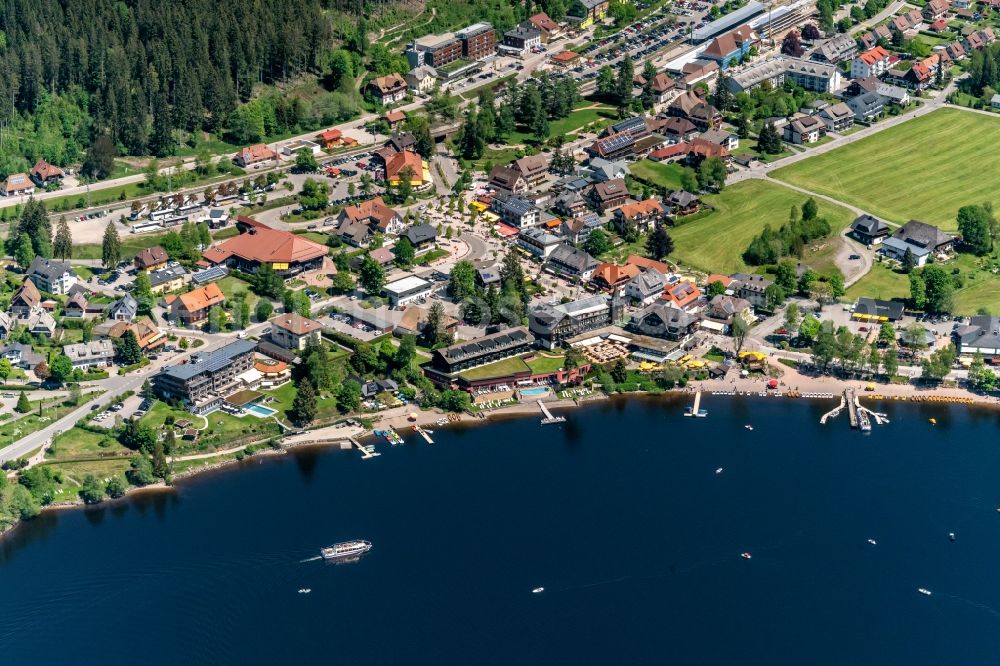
xmin=955 ymin=315 xmax=1000 ymax=349
xmin=149 ymin=264 xmax=190 ymax=287
xmin=158 ymin=339 xmax=256 ymax=381
xmin=548 ymin=243 xmax=599 ymax=273
xmin=435 ymin=327 xmax=531 ymax=364
xmin=28 ymin=256 xmax=72 ymax=281
xmin=404 ymin=223 xmax=437 ymax=244
xmin=851 ymin=214 xmax=888 ymax=235
xmin=855 ymin=297 xmax=904 ymax=320
xmin=893 ymin=220 xmax=953 ymax=249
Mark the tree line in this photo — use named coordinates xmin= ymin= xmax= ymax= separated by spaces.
xmin=743 ymin=198 xmax=831 ymax=265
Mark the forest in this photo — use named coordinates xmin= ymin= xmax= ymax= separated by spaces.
xmin=0 ymin=0 xmax=336 ymax=175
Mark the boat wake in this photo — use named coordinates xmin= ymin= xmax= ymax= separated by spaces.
xmin=299 ymin=556 xmax=323 ymax=563
xmin=939 ymin=593 xmax=1000 ymax=623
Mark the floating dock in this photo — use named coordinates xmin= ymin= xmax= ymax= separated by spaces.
xmin=538 ymin=400 xmax=565 ymax=425
xmin=350 ymin=437 xmax=380 ymax=459
xmin=820 ymin=389 xmax=887 ymax=432
xmin=846 ymin=388 xmax=859 ymax=429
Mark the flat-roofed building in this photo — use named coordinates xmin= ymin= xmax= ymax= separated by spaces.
xmin=430 ymin=326 xmax=533 ymax=374
xmin=382 ymin=275 xmax=433 ymax=306
xmin=456 ymin=22 xmax=497 ymax=60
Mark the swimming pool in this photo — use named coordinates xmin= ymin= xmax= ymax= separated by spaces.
xmin=246 ymin=403 xmax=277 ymax=418
xmin=520 ymin=387 xmax=550 ymax=397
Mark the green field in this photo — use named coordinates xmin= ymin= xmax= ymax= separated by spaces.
xmin=509 ymin=103 xmax=617 ymax=144
xmin=630 ymin=160 xmax=688 ymax=191
xmin=72 ymin=231 xmax=177 ymax=261
xmin=525 ymin=353 xmax=567 ymax=374
xmin=669 ymin=180 xmax=856 ymax=274
xmin=458 ymin=356 xmax=531 ymax=380
xmin=845 ymin=262 xmax=910 ymax=301
xmin=772 ymin=108 xmax=1000 ymax=229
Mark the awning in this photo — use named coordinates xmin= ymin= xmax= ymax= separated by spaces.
xmin=699 ymin=320 xmax=725 ymax=332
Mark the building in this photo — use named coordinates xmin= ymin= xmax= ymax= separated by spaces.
xmin=234 ymin=144 xmax=277 ymax=168
xmin=383 ymin=276 xmax=433 ymax=306
xmin=846 ymin=92 xmax=885 ymax=121
xmin=527 ymin=12 xmax=561 ymax=42
xmin=500 ymin=26 xmax=541 ymax=57
xmin=784 ymin=115 xmax=824 ymax=144
xmin=405 ymin=65 xmax=438 ymax=94
xmin=550 ymin=50 xmax=581 ymax=67
xmin=817 ymin=103 xmax=854 ymax=133
xmin=1 ymin=173 xmax=34 ymax=197
xmin=663 ymin=281 xmax=701 ymax=310
xmin=705 ymin=295 xmax=754 ymax=331
xmin=560 ymin=213 xmax=604 ymax=244
xmin=202 ymin=217 xmax=327 ymax=275
xmin=456 ymin=22 xmax=497 ymax=60
xmin=880 ymin=220 xmax=955 ymax=266
xmin=727 ymin=57 xmax=840 ymax=93
xmin=700 ymin=128 xmax=739 ymax=151
xmin=668 ymin=90 xmax=722 ymax=129
xmin=134 ymin=246 xmax=169 ymax=271
xmin=146 ymin=264 xmax=189 ymax=295
xmin=384 ymin=150 xmax=429 ymax=187
xmin=153 ymin=339 xmax=257 ymax=414
xmin=0 ymin=342 xmax=45 ymax=370
xmin=403 ymin=223 xmax=438 ymax=252
xmin=488 ymin=165 xmax=528 ymax=194
xmin=429 ymin=327 xmax=533 ymax=374
xmin=578 ymin=0 xmax=610 ymax=26
xmin=28 ymin=257 xmax=76 ymax=295
xmin=613 ymin=198 xmax=665 ymax=233
xmin=953 ymin=316 xmax=1000 ymax=358
xmin=813 ymin=33 xmax=858 ymax=64
xmin=660 ymin=117 xmax=699 ymax=144
xmin=733 ymin=274 xmax=774 ymax=308
xmin=108 ymin=295 xmax=139 ymax=322
xmin=316 ymin=128 xmax=343 ymax=149
xmin=631 ymin=302 xmax=698 ymax=340
xmin=29 ymin=159 xmax=65 ymax=188
xmin=10 ymin=281 xmax=41 ymax=319
xmin=853 ymin=297 xmax=905 ymax=322
xmin=852 ymin=46 xmax=891 ymax=79
xmin=702 ymin=24 xmax=754 ymax=69
xmin=590 ymin=263 xmax=640 ymax=294
xmin=587 ymin=157 xmax=630 ymax=183
xmin=518 ymin=227 xmax=562 ymax=258
xmin=513 ymin=154 xmax=550 ymax=187
xmin=269 ymin=313 xmax=324 ymax=351
xmin=338 ymin=197 xmax=404 ymax=238
xmin=850 ymin=214 xmax=889 ymax=245
xmin=368 ymin=73 xmax=408 ymax=105
xmin=407 ymin=33 xmax=463 ymax=68
xmin=63 ymin=292 xmax=88 ymax=318
xmin=495 ymin=195 xmax=540 ymax=228
xmin=62 ymin=340 xmax=115 ymax=370
xmin=546 ymin=244 xmax=600 ymax=281
xmin=587 ymin=178 xmax=630 ymax=213
xmin=624 ymin=269 xmax=668 ymax=305
xmin=666 ymin=190 xmax=701 ymax=216
xmin=170 ymin=283 xmax=226 ymax=326
xmin=586 ymin=132 xmax=637 ymax=160
xmin=923 ymin=0 xmax=951 ymax=21
xmin=529 ymin=294 xmax=621 ymax=349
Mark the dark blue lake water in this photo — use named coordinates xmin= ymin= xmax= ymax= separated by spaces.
xmin=3 ymin=395 xmax=1000 ymax=665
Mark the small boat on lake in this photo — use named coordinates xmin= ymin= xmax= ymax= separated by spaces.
xmin=868 ymin=539 xmax=877 ymax=546
xmin=929 ymin=418 xmax=937 ymax=425
xmin=744 ymin=424 xmax=753 ymax=431
xmin=949 ymin=532 xmax=956 ymax=542
xmin=715 ymin=468 xmax=723 ymax=475
xmin=918 ymin=588 xmax=932 ymax=596
xmin=741 ymin=552 xmax=752 ymax=560
xmin=298 ymin=588 xmax=311 ymax=594
xmin=532 ymin=587 xmax=544 ymax=594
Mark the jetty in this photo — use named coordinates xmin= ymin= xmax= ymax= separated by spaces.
xmin=820 ymin=389 xmax=888 ymax=432
xmin=414 ymin=426 xmax=434 ymax=444
xmin=351 ymin=437 xmax=380 ymax=459
xmin=684 ymin=391 xmax=707 ymax=417
xmin=538 ymin=400 xmax=566 ymax=425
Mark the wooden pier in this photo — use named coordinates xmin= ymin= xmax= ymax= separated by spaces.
xmin=538 ymin=400 xmax=566 ymax=425
xmin=414 ymin=426 xmax=434 ymax=444
xmin=351 ymin=437 xmax=380 ymax=459
xmin=684 ymin=391 xmax=707 ymax=417
xmin=845 ymin=388 xmax=859 ymax=428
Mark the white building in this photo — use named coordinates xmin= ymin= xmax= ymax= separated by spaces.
xmin=382 ymin=276 xmax=434 ymax=306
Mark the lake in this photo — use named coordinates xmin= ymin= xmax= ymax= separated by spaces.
xmin=3 ymin=395 xmax=1000 ymax=664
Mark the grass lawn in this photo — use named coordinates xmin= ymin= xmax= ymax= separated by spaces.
xmin=630 ymin=160 xmax=689 ymax=191
xmin=72 ymin=232 xmax=176 ymax=261
xmin=295 ymin=231 xmax=331 ymax=244
xmin=525 ymin=353 xmax=567 ymax=374
xmin=772 ymin=108 xmax=1000 ymax=229
xmin=509 ymin=103 xmax=617 ymax=144
xmin=215 ymin=275 xmax=259 ymax=308
xmin=458 ymin=356 xmax=531 ymax=380
xmin=48 ymin=427 xmax=127 ymax=459
xmin=845 ymin=262 xmax=910 ymax=301
xmin=48 ymin=459 xmax=134 ymax=502
xmin=668 ymin=180 xmax=856 ymax=274
xmin=0 ymin=393 xmax=103 ymax=449
xmin=138 ymin=401 xmax=280 ymax=452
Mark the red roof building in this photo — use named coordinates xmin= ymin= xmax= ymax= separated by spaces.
xmin=30 ymin=158 xmax=65 ymax=185
xmin=662 ymin=281 xmax=701 ymax=309
xmin=234 ymin=144 xmax=277 ymax=167
xmin=317 ymin=128 xmax=343 ymax=149
xmin=201 ymin=217 xmax=328 ymax=275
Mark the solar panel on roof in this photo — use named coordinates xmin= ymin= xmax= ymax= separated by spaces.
xmin=193 ymin=265 xmax=229 ymax=284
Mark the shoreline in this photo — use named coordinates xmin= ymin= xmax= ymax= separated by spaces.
xmin=3 ymin=372 xmax=997 ymax=540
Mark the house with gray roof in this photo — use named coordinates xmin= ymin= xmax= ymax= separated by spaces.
xmin=624 ymin=268 xmax=668 ymax=305
xmin=63 ymin=340 xmax=115 ymax=369
xmin=153 ymin=339 xmax=257 ymax=414
xmin=587 ymin=157 xmax=630 ymax=182
xmin=108 ymin=295 xmax=139 ymax=322
xmin=517 ymin=227 xmax=562 ymax=258
xmin=403 ymin=223 xmax=438 ymax=252
xmin=28 ymin=256 xmax=76 ymax=295
xmin=954 ymin=316 xmax=1000 ymax=358
xmin=0 ymin=342 xmax=44 ymax=369
xmin=850 ymin=215 xmax=889 ymax=246
xmin=546 ymin=244 xmax=600 ymax=281
xmin=880 ymin=220 xmax=955 ymax=266
xmin=631 ymin=302 xmax=699 ymax=340
xmin=493 ymin=194 xmax=539 ymax=228
xmin=529 ymin=294 xmax=621 ymax=349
